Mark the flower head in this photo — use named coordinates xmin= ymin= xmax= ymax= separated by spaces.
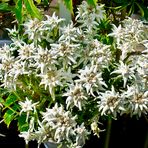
xmin=19 ymin=97 xmax=38 ymax=121
xmin=98 ymin=86 xmax=125 ymax=117
xmin=64 ymin=83 xmax=87 ymax=110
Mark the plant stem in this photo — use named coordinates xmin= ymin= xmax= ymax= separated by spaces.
xmin=104 ymin=117 xmax=112 ymax=148
xmin=144 ymin=115 xmax=148 ymax=148
xmin=25 ymin=143 xmax=29 ymax=148
xmin=144 ymin=129 xmax=148 ymax=148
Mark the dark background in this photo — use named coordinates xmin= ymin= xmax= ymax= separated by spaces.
xmin=0 ymin=115 xmax=147 ymax=148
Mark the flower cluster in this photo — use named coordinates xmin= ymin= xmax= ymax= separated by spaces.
xmin=0 ymin=1 xmax=147 ymax=147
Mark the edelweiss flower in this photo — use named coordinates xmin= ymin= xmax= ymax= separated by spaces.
xmin=108 ymin=24 xmax=122 ymax=45
xmin=8 ymin=60 xmax=27 ymax=80
xmin=76 ymin=1 xmax=105 ymax=30
xmin=16 ymin=42 xmax=36 ymax=60
xmin=59 ymin=22 xmax=79 ymax=42
xmin=0 ymin=44 xmax=12 ymax=60
xmin=39 ymin=68 xmax=73 ymax=100
xmin=24 ymin=18 xmax=43 ymax=40
xmin=19 ymin=130 xmax=34 ymax=144
xmin=91 ymin=121 xmax=103 ymax=138
xmin=135 ymin=55 xmax=148 ymax=81
xmin=34 ymin=120 xmax=52 ymax=145
xmin=122 ymin=85 xmax=148 ymax=117
xmin=89 ymin=39 xmax=111 ymax=65
xmin=64 ymin=83 xmax=87 ymax=110
xmin=43 ymin=12 xmax=64 ymax=28
xmin=51 ymin=41 xmax=80 ymax=66
xmin=112 ymin=61 xmax=135 ymax=87
xmin=76 ymin=64 xmax=107 ymax=96
xmin=34 ymin=46 xmax=57 ymax=74
xmin=98 ymin=86 xmax=125 ymax=117
xmin=0 ymin=55 xmax=14 ymax=73
xmin=39 ymin=68 xmax=62 ymax=99
xmin=19 ymin=97 xmax=38 ymax=121
xmin=75 ymin=123 xmax=90 ymax=147
xmin=42 ymin=103 xmax=77 ymax=143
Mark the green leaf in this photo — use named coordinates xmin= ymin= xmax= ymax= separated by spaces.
xmin=3 ymin=109 xmax=15 ymax=127
xmin=3 ymin=103 xmax=20 ymax=127
xmin=0 ymin=3 xmax=10 ymax=11
xmin=63 ymin=0 xmax=73 ymax=14
xmin=1 ymin=0 xmax=10 ymax=2
xmin=87 ymin=0 xmax=98 ymax=6
xmin=0 ymin=97 xmax=4 ymax=105
xmin=14 ymin=0 xmax=23 ymax=24
xmin=43 ymin=0 xmax=49 ymax=6
xmin=128 ymin=4 xmax=134 ymax=16
xmin=4 ymin=94 xmax=18 ymax=107
xmin=35 ymin=0 xmax=41 ymax=4
xmin=18 ymin=114 xmax=29 ymax=131
xmin=24 ymin=0 xmax=42 ymax=19
xmin=135 ymin=2 xmax=144 ymax=17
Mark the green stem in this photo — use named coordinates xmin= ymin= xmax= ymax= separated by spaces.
xmin=144 ymin=130 xmax=148 ymax=148
xmin=104 ymin=117 xmax=112 ymax=148
xmin=144 ymin=115 xmax=148 ymax=148
xmin=25 ymin=143 xmax=29 ymax=148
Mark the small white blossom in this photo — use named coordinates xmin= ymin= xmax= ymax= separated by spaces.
xmin=42 ymin=103 xmax=77 ymax=143
xmin=51 ymin=41 xmax=80 ymax=66
xmin=24 ymin=18 xmax=43 ymax=40
xmin=91 ymin=121 xmax=103 ymax=138
xmin=122 ymin=85 xmax=148 ymax=117
xmin=19 ymin=97 xmax=38 ymax=121
xmin=76 ymin=64 xmax=107 ymax=96
xmin=112 ymin=61 xmax=135 ymax=88
xmin=34 ymin=46 xmax=57 ymax=74
xmin=64 ymin=83 xmax=87 ymax=110
xmin=76 ymin=1 xmax=105 ymax=30
xmin=108 ymin=24 xmax=122 ymax=45
xmin=98 ymin=86 xmax=125 ymax=117
xmin=74 ymin=123 xmax=90 ymax=147
xmin=89 ymin=39 xmax=111 ymax=65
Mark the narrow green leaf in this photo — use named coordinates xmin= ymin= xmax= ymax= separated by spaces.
xmin=128 ymin=4 xmax=134 ymax=16
xmin=18 ymin=114 xmax=29 ymax=131
xmin=135 ymin=2 xmax=144 ymax=17
xmin=63 ymin=0 xmax=73 ymax=14
xmin=35 ymin=0 xmax=41 ymax=4
xmin=87 ymin=0 xmax=98 ymax=6
xmin=4 ymin=94 xmax=18 ymax=107
xmin=14 ymin=0 xmax=23 ymax=24
xmin=0 ymin=3 xmax=10 ymax=11
xmin=24 ymin=0 xmax=42 ymax=19
xmin=3 ymin=109 xmax=15 ymax=127
xmin=41 ymin=0 xmax=49 ymax=6
xmin=1 ymin=0 xmax=10 ymax=2
xmin=0 ymin=97 xmax=4 ymax=104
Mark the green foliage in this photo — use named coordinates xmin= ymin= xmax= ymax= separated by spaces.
xmin=4 ymin=94 xmax=18 ymax=107
xmin=3 ymin=104 xmax=19 ymax=127
xmin=0 ymin=0 xmax=43 ymax=28
xmin=14 ymin=0 xmax=23 ymax=25
xmin=0 ymin=3 xmax=10 ymax=11
xmin=63 ymin=0 xmax=73 ymax=14
xmin=24 ymin=0 xmax=42 ymax=19
xmin=100 ymin=0 xmax=148 ymax=22
xmin=87 ymin=0 xmax=98 ymax=6
xmin=17 ymin=114 xmax=29 ymax=131
xmin=95 ymin=18 xmax=113 ymax=45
